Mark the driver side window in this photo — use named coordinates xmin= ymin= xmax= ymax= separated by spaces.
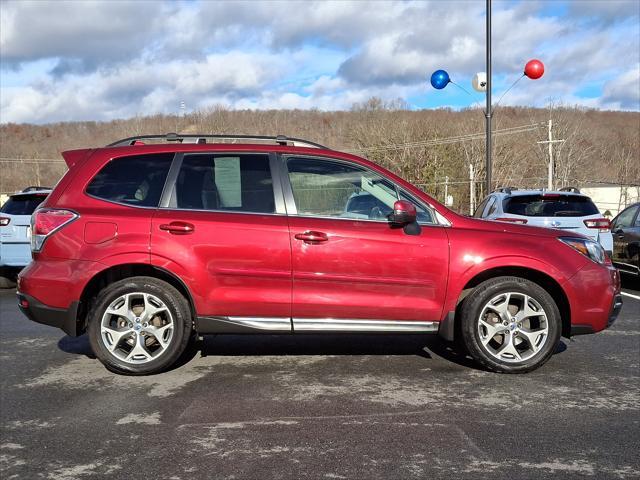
xmin=286 ymin=157 xmax=397 ymax=221
xmin=285 ymin=157 xmax=436 ymax=224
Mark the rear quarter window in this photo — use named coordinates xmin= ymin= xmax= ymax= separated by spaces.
xmin=503 ymin=194 xmax=599 ymax=217
xmin=0 ymin=194 xmax=48 ymax=215
xmin=86 ymin=153 xmax=174 ymax=207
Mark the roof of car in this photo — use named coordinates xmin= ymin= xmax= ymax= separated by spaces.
xmin=107 ymin=133 xmax=329 ymax=149
xmin=494 ymin=189 xmax=587 ymax=198
xmin=11 ymin=188 xmax=52 ymax=197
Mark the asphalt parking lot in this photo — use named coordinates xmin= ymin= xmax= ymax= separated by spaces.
xmin=1 ymin=280 xmax=639 ymax=480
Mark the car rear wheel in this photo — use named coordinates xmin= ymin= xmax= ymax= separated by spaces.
xmin=0 ymin=275 xmax=17 ymax=289
xmin=88 ymin=276 xmax=192 ymax=375
xmin=460 ymin=276 xmax=561 ymax=373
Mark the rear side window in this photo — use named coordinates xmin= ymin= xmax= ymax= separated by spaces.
xmin=503 ymin=195 xmax=599 ymax=217
xmin=86 ymin=153 xmax=174 ymax=207
xmin=170 ymin=154 xmax=274 ymax=214
xmin=0 ymin=194 xmax=48 ymax=215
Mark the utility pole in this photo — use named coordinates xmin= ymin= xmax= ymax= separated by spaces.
xmin=485 ymin=0 xmax=492 ymax=195
xmin=469 ymin=163 xmax=476 ymax=215
xmin=537 ymin=118 xmax=565 ymax=189
xmin=444 ymin=176 xmax=449 ymax=205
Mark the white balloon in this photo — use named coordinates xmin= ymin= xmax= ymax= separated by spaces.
xmin=472 ymin=72 xmax=487 ymax=92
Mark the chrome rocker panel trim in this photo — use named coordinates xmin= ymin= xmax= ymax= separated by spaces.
xmin=293 ymin=318 xmax=439 ymax=333
xmin=196 ymin=317 xmax=440 ymax=334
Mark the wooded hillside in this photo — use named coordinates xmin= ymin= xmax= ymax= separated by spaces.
xmin=1 ymin=102 xmax=638 ymax=213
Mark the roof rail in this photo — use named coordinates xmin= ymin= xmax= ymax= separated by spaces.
xmin=559 ymin=186 xmax=581 ymax=193
xmin=21 ymin=186 xmax=52 ymax=192
xmin=494 ymin=187 xmax=517 ymax=194
xmin=107 ymin=133 xmax=328 ymax=149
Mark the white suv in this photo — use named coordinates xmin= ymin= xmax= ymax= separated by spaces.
xmin=475 ymin=188 xmax=614 ymax=254
xmin=0 ymin=187 xmax=51 ymax=287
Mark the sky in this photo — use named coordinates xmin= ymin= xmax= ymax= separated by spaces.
xmin=1 ymin=0 xmax=639 ymax=124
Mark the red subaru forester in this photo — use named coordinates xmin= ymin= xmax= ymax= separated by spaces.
xmin=17 ymin=134 xmax=622 ymax=375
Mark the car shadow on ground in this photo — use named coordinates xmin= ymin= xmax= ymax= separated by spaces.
xmin=621 ymin=273 xmax=640 ymax=291
xmin=57 ymin=333 xmax=568 ymax=373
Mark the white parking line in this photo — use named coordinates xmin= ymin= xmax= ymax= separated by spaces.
xmin=621 ymin=291 xmax=640 ymax=301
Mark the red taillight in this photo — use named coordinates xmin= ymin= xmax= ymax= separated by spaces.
xmin=495 ymin=217 xmax=528 ymax=224
xmin=0 ymin=216 xmax=10 ymax=226
xmin=584 ymin=218 xmax=610 ymax=232
xmin=31 ymin=208 xmax=77 ymax=252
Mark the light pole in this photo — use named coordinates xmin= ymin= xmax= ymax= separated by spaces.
xmin=485 ymin=0 xmax=492 ymax=195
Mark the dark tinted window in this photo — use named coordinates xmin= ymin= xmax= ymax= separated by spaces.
xmin=86 ymin=153 xmax=174 ymax=207
xmin=503 ymin=194 xmax=599 ymax=217
xmin=171 ymin=154 xmax=274 ymax=213
xmin=613 ymin=205 xmax=639 ymax=229
xmin=0 ymin=194 xmax=48 ymax=215
xmin=486 ymin=197 xmax=498 ymax=216
xmin=474 ymin=197 xmax=490 ymax=217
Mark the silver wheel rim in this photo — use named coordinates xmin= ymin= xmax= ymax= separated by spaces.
xmin=477 ymin=292 xmax=549 ymax=363
xmin=100 ymin=292 xmax=174 ymax=365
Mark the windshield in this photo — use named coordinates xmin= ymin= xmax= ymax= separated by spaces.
xmin=503 ymin=194 xmax=599 ymax=217
xmin=0 ymin=194 xmax=48 ymax=215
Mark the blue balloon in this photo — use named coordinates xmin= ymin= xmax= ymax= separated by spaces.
xmin=430 ymin=70 xmax=450 ymax=90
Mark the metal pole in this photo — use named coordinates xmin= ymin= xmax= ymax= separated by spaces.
xmin=547 ymin=118 xmax=553 ymax=189
xmin=469 ymin=163 xmax=476 ymax=215
xmin=485 ymin=0 xmax=492 ymax=194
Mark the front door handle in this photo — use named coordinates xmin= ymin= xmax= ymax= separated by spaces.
xmin=294 ymin=231 xmax=328 ymax=244
xmin=160 ymin=221 xmax=195 ymax=235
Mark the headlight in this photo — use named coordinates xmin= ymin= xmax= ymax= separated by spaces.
xmin=559 ymin=237 xmax=606 ymax=264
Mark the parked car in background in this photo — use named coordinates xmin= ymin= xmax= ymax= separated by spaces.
xmin=474 ymin=188 xmax=613 ymax=254
xmin=0 ymin=187 xmax=51 ymax=287
xmin=16 ymin=134 xmax=621 ymax=375
xmin=610 ymin=202 xmax=640 ymax=276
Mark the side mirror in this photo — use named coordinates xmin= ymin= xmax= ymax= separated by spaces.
xmin=389 ymin=200 xmax=417 ymax=226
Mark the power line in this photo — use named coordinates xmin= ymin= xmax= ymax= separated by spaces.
xmin=345 ymin=122 xmax=544 ymax=154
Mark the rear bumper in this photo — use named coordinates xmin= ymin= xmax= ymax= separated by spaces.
xmin=17 ymin=292 xmax=80 ymax=336
xmin=0 ymin=242 xmax=32 ymax=267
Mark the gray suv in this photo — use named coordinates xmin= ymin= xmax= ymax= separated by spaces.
xmin=475 ymin=188 xmax=613 ymax=254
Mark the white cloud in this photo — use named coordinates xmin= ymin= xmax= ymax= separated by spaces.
xmin=0 ymin=0 xmax=639 ymax=123
xmin=602 ymin=64 xmax=640 ymax=109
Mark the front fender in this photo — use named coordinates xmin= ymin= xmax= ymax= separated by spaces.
xmin=441 ymin=254 xmax=570 ymax=320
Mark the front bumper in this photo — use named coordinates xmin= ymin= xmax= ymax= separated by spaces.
xmin=564 ymin=260 xmax=621 ymax=336
xmin=570 ymin=293 xmax=622 ymax=335
xmin=17 ymin=292 xmax=80 ymax=337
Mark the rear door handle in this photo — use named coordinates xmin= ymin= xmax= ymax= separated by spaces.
xmin=294 ymin=231 xmax=328 ymax=244
xmin=160 ymin=221 xmax=195 ymax=235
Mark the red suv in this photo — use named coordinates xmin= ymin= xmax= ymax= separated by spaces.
xmin=17 ymin=134 xmax=622 ymax=375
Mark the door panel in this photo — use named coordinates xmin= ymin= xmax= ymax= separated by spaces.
xmin=152 ymin=210 xmax=291 ymax=317
xmin=283 ymin=155 xmax=449 ymax=322
xmin=611 ymin=205 xmax=639 ymax=271
xmin=289 ymin=217 xmax=449 ymax=320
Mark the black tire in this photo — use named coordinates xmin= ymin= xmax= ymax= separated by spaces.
xmin=460 ymin=276 xmax=561 ymax=374
xmin=0 ymin=275 xmax=17 ymax=289
xmin=88 ymin=276 xmax=192 ymax=375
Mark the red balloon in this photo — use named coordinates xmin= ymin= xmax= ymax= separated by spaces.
xmin=524 ymin=59 xmax=544 ymax=79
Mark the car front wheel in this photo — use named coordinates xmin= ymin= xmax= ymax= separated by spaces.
xmin=460 ymin=276 xmax=561 ymax=373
